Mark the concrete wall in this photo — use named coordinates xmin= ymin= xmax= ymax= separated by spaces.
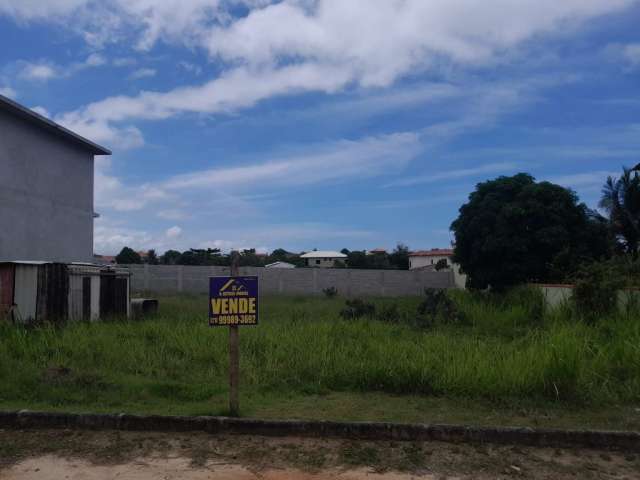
xmin=126 ymin=265 xmax=455 ymax=296
xmin=0 ymin=108 xmax=94 ymax=262
xmin=537 ymin=284 xmax=640 ymax=313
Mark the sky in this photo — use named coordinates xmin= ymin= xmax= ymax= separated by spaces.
xmin=0 ymin=0 xmax=639 ymax=255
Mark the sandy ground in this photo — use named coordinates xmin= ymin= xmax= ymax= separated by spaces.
xmin=2 ymin=456 xmax=435 ymax=480
xmin=0 ymin=429 xmax=639 ymax=479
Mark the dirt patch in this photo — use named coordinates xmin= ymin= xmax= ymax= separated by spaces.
xmin=0 ymin=429 xmax=639 ymax=479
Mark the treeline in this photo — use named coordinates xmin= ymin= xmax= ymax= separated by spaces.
xmin=114 ymin=244 xmax=412 ymax=270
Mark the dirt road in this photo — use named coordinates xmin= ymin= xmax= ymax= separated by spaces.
xmin=0 ymin=429 xmax=638 ymax=479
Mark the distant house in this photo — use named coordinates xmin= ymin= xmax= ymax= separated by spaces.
xmin=0 ymin=94 xmax=111 ymax=262
xmin=408 ymin=249 xmax=454 ymax=270
xmin=409 ymin=248 xmax=467 ymax=288
xmin=93 ymin=254 xmax=116 ymax=264
xmin=367 ymin=247 xmax=387 ymax=255
xmin=265 ymin=261 xmax=296 ymax=269
xmin=300 ymin=250 xmax=347 ymax=268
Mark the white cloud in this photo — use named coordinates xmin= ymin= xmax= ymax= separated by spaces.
xmin=0 ymin=86 xmax=16 ymax=98
xmin=113 ymin=57 xmax=137 ymax=67
xmin=0 ymin=0 xmax=88 ymax=19
xmin=386 ymin=162 xmax=522 ymax=188
xmin=164 ymin=132 xmax=421 ymax=191
xmin=19 ymin=62 xmax=58 ymax=81
xmin=130 ymin=67 xmax=156 ymax=79
xmin=33 ymin=1 xmax=631 ymax=149
xmin=157 ymin=209 xmax=188 ymax=221
xmin=15 ymin=54 xmax=108 ymax=83
xmin=548 ymin=171 xmax=618 ymax=189
xmin=85 ymin=52 xmax=106 ymax=67
xmin=30 ymin=106 xmax=50 ymax=118
xmin=623 ymin=43 xmax=640 ymax=67
xmin=165 ymin=226 xmax=182 ymax=238
xmin=94 ymin=131 xmax=421 ymax=215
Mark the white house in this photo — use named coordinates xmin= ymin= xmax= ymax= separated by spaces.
xmin=408 ymin=249 xmax=454 ymax=270
xmin=409 ymin=248 xmax=467 ymax=288
xmin=300 ymin=250 xmax=347 ymax=268
xmin=265 ymin=261 xmax=296 ymax=269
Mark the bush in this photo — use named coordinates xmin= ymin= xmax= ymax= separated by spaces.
xmin=416 ymin=289 xmax=465 ymax=328
xmin=375 ymin=303 xmax=400 ymax=323
xmin=339 ymin=299 xmax=375 ymax=320
xmin=323 ymin=287 xmax=338 ymax=298
xmin=573 ymin=262 xmax=624 ymax=321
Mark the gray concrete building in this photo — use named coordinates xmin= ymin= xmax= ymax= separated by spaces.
xmin=0 ymin=94 xmax=110 ymax=262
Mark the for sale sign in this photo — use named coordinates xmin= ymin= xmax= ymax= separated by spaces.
xmin=209 ymin=276 xmax=259 ymax=326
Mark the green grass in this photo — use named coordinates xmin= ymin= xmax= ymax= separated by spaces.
xmin=1 ymin=292 xmax=639 ymax=430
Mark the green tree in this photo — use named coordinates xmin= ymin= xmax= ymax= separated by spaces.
xmin=115 ymin=247 xmax=142 ymax=264
xmin=389 ymin=243 xmax=410 ymax=270
xmin=146 ymin=249 xmax=159 ymax=265
xmin=346 ymin=250 xmax=368 ymax=269
xmin=161 ymin=250 xmax=182 ymax=265
xmin=451 ymin=173 xmax=610 ymax=290
xmin=600 ymin=167 xmax=640 ymax=256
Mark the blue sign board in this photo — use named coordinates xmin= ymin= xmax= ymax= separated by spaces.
xmin=209 ymin=276 xmax=259 ymax=326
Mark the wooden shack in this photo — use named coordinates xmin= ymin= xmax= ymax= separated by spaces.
xmin=0 ymin=261 xmax=130 ymax=323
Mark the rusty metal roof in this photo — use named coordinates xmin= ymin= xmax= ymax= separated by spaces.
xmin=0 ymin=94 xmax=111 ymax=155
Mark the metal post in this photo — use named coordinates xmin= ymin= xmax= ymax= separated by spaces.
xmin=229 ymin=251 xmax=240 ymax=416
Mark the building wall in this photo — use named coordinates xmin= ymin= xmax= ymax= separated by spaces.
xmin=409 ymin=255 xmax=467 ymax=288
xmin=126 ymin=265 xmax=455 ymax=296
xmin=304 ymin=257 xmax=345 ymax=268
xmin=409 ymin=255 xmax=451 ymax=270
xmin=0 ymin=108 xmax=94 ymax=262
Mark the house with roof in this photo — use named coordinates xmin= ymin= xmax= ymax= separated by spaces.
xmin=408 ymin=248 xmax=454 ymax=270
xmin=300 ymin=250 xmax=347 ymax=268
xmin=409 ymin=248 xmax=467 ymax=288
xmin=0 ymin=94 xmax=110 ymax=263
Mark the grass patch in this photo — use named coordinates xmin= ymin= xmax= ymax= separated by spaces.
xmin=1 ymin=292 xmax=639 ymax=430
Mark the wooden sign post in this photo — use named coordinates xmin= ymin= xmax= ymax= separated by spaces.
xmin=209 ymin=251 xmax=259 ymax=417
xmin=228 ymin=252 xmax=240 ymax=416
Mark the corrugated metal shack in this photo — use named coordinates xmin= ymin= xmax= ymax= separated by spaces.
xmin=0 ymin=262 xmax=130 ymax=324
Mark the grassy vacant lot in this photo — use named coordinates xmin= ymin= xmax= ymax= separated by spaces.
xmin=1 ymin=291 xmax=639 ymax=430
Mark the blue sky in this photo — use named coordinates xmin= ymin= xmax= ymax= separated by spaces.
xmin=1 ymin=0 xmax=639 ymax=255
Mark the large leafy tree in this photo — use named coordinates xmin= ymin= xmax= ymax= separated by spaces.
xmin=389 ymin=243 xmax=410 ymax=270
xmin=161 ymin=249 xmax=182 ymax=265
xmin=451 ymin=173 xmax=610 ymax=290
xmin=599 ymin=167 xmax=640 ymax=256
xmin=115 ymin=247 xmax=142 ymax=264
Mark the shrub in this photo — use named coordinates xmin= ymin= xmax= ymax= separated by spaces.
xmin=416 ymin=289 xmax=465 ymax=328
xmin=434 ymin=259 xmax=449 ymax=271
xmin=573 ymin=262 xmax=625 ymax=321
xmin=375 ymin=303 xmax=400 ymax=323
xmin=339 ymin=299 xmax=375 ymax=320
xmin=323 ymin=287 xmax=338 ymax=298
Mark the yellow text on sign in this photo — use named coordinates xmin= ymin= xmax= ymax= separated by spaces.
xmin=211 ymin=297 xmax=257 ymax=315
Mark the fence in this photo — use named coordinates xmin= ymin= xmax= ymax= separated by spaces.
xmin=536 ymin=284 xmax=640 ymax=311
xmin=125 ymin=265 xmax=455 ymax=297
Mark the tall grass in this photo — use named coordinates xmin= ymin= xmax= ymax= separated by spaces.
xmin=0 ymin=292 xmax=639 ymax=413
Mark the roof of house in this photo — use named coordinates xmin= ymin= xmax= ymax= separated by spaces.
xmin=409 ymin=248 xmax=454 ymax=257
xmin=0 ymin=94 xmax=111 ymax=155
xmin=368 ymin=247 xmax=387 ymax=254
xmin=300 ymin=250 xmax=347 ymax=259
xmin=265 ymin=261 xmax=296 ymax=268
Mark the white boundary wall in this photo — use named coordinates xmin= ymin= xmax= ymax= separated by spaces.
xmin=125 ymin=265 xmax=455 ymax=296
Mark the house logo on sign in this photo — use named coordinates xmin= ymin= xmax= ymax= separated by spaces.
xmin=219 ymin=278 xmax=249 ymax=297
